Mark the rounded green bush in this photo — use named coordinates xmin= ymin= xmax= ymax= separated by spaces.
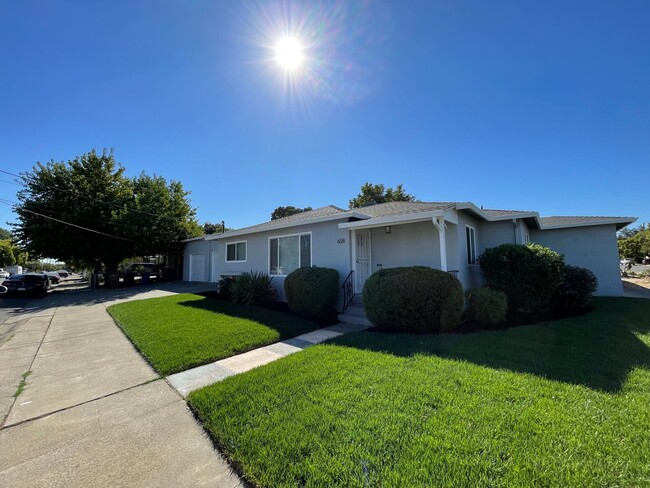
xmin=465 ymin=288 xmax=508 ymax=325
xmin=284 ymin=266 xmax=340 ymax=324
xmin=552 ymin=265 xmax=598 ymax=311
xmin=478 ymin=243 xmax=565 ymax=313
xmin=363 ymin=266 xmax=464 ymax=333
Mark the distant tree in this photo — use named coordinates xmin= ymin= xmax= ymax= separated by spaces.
xmin=349 ymin=182 xmax=418 ymax=208
xmin=0 ymin=228 xmax=12 ymax=241
xmin=0 ymin=240 xmax=16 ymax=268
xmin=618 ymin=223 xmax=646 ymax=240
xmin=202 ymin=221 xmax=230 ymax=235
xmin=271 ymin=206 xmax=313 ymax=221
xmin=618 ymin=226 xmax=650 ymax=260
xmin=12 ymin=149 xmax=202 ymax=272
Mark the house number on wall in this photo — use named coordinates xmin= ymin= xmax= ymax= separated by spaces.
xmin=337 ymin=238 xmax=346 ymax=244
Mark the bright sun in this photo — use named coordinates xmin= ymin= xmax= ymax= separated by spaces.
xmin=275 ymin=37 xmax=304 ymax=71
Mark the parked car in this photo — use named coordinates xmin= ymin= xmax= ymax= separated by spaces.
xmin=0 ymin=270 xmax=10 ymax=279
xmin=620 ymin=258 xmax=634 ymax=266
xmin=43 ymin=272 xmax=61 ymax=284
xmin=2 ymin=274 xmax=51 ymax=297
xmin=56 ymin=270 xmax=69 ymax=278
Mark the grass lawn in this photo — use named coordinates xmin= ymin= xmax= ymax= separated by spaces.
xmin=189 ymin=298 xmax=650 ymax=487
xmin=107 ymin=293 xmax=318 ymax=375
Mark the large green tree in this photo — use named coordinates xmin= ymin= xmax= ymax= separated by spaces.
xmin=349 ymin=182 xmax=418 ymax=208
xmin=618 ymin=226 xmax=650 ymax=261
xmin=0 ymin=228 xmax=12 ymax=241
xmin=12 ymin=149 xmax=202 ymax=271
xmin=271 ymin=206 xmax=313 ymax=220
xmin=0 ymin=240 xmax=16 ymax=268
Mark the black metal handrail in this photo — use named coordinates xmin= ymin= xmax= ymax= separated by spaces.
xmin=342 ymin=270 xmax=354 ymax=312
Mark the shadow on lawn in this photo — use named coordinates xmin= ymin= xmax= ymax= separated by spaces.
xmin=176 ymin=295 xmax=317 ymax=333
xmin=334 ymin=298 xmax=650 ymax=393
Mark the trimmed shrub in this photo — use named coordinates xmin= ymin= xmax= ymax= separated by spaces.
xmin=231 ymin=271 xmax=277 ymax=307
xmin=478 ymin=243 xmax=565 ymax=313
xmin=363 ymin=266 xmax=464 ymax=333
xmin=216 ymin=276 xmax=235 ymax=300
xmin=465 ymin=288 xmax=507 ymax=325
xmin=552 ymin=265 xmax=598 ymax=311
xmin=284 ymin=266 xmax=340 ymax=324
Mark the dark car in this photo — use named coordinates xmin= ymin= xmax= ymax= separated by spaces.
xmin=43 ymin=272 xmax=61 ymax=284
xmin=2 ymin=274 xmax=51 ymax=297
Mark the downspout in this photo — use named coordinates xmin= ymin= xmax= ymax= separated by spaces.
xmin=432 ymin=216 xmax=448 ymax=271
xmin=513 ymin=219 xmax=519 ymax=244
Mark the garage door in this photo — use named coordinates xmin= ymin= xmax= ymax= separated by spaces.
xmin=189 ymin=253 xmax=206 ymax=282
xmin=211 ymin=250 xmax=219 ymax=282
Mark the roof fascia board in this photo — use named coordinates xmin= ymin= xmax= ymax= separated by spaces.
xmin=207 ymin=211 xmax=365 ymax=240
xmin=338 ymin=210 xmax=445 ymax=229
xmin=539 ymin=217 xmax=637 ymax=231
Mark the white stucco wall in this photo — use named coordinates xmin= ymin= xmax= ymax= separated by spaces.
xmin=206 ymin=219 xmax=351 ymax=307
xmin=370 ymin=221 xmax=441 ymax=271
xmin=529 ymin=224 xmax=623 ymax=296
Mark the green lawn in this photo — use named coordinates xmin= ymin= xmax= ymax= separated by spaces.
xmin=107 ymin=293 xmax=318 ymax=375
xmin=188 ymin=298 xmax=650 ymax=487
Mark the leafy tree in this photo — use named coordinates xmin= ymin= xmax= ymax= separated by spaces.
xmin=349 ymin=182 xmax=418 ymax=208
xmin=0 ymin=228 xmax=12 ymax=241
xmin=12 ymin=149 xmax=202 ymax=272
xmin=202 ymin=221 xmax=229 ymax=235
xmin=618 ymin=227 xmax=650 ymax=261
xmin=271 ymin=206 xmax=313 ymax=220
xmin=618 ymin=223 xmax=646 ymax=240
xmin=0 ymin=240 xmax=16 ymax=268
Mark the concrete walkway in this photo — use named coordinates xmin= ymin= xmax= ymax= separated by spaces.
xmin=0 ymin=283 xmax=242 ymax=487
xmin=168 ymin=323 xmax=370 ymax=397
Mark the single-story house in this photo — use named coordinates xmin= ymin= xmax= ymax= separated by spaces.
xmin=183 ymin=201 xmax=635 ymax=314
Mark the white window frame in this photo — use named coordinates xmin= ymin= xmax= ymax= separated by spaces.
xmin=466 ymin=225 xmax=478 ymax=265
xmin=225 ymin=240 xmax=247 ymax=263
xmin=268 ymin=231 xmax=312 ymax=277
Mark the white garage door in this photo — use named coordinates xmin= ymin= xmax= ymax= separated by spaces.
xmin=211 ymin=250 xmax=219 ymax=282
xmin=189 ymin=253 xmax=206 ymax=282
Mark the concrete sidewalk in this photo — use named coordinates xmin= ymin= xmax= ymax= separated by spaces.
xmin=168 ymin=323 xmax=370 ymax=397
xmin=0 ymin=283 xmax=242 ymax=487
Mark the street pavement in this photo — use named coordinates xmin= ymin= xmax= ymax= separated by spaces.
xmin=0 ymin=282 xmax=243 ymax=488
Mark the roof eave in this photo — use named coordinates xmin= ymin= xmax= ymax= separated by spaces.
xmin=207 ymin=211 xmax=368 ymax=240
xmin=539 ymin=217 xmax=638 ymax=231
xmin=338 ymin=210 xmax=445 ymax=229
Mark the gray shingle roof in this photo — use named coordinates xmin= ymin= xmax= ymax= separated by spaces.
xmin=481 ymin=208 xmax=534 ymax=218
xmin=539 ymin=216 xmax=636 ymax=228
xmin=221 ymin=205 xmax=347 ymax=236
xmin=354 ymin=201 xmax=457 ymax=217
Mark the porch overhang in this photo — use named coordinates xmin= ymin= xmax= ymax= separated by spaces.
xmin=337 ymin=210 xmax=445 ymax=230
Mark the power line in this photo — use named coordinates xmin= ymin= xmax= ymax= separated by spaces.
xmin=0 ymin=168 xmax=175 ymax=220
xmin=0 ymin=200 xmax=132 ymax=242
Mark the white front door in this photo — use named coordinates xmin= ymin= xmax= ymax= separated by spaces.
xmin=355 ymin=230 xmax=371 ymax=293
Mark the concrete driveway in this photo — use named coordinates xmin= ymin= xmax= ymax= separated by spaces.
xmin=0 ymin=282 xmax=243 ymax=487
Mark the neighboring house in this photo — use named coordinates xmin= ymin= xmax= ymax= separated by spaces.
xmin=183 ymin=201 xmax=636 ymax=310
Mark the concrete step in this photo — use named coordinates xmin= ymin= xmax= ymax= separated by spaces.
xmin=337 ymin=313 xmax=373 ymax=327
xmin=345 ymin=305 xmax=367 ymax=317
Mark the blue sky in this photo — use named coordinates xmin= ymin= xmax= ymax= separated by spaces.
xmin=1 ymin=1 xmax=648 ymax=231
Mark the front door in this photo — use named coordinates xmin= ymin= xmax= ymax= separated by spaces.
xmin=355 ymin=230 xmax=371 ymax=293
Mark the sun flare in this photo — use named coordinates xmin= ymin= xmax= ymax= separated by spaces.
xmin=275 ymin=37 xmax=304 ymax=71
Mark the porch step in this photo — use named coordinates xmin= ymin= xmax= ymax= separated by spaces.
xmin=337 ymin=313 xmax=374 ymax=327
xmin=350 ymin=296 xmax=364 ymax=307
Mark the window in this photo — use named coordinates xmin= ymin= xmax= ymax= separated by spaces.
xmin=466 ymin=226 xmax=477 ymax=265
xmin=269 ymin=233 xmax=311 ymax=275
xmin=225 ymin=241 xmax=246 ymax=262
